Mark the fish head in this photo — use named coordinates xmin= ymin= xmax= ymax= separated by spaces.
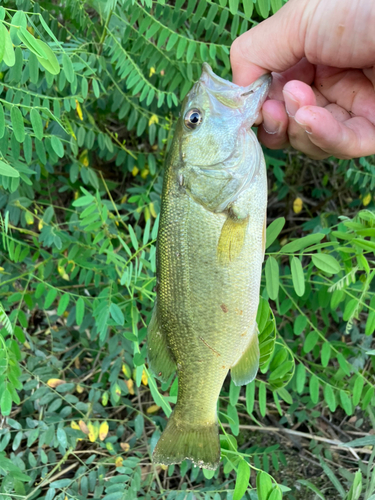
xmin=178 ymin=63 xmax=271 ymax=167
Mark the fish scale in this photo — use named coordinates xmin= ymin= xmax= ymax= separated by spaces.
xmin=148 ymin=63 xmax=271 ymax=469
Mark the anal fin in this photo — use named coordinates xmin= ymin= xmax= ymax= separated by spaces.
xmin=231 ymin=324 xmax=260 ymax=386
xmin=217 ymin=216 xmax=248 ymax=265
xmin=147 ymin=300 xmax=176 ymax=382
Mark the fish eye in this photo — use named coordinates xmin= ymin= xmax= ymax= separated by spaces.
xmin=184 ymin=108 xmax=203 ymax=130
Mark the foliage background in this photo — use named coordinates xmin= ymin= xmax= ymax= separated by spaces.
xmin=0 ymin=0 xmax=375 ymax=499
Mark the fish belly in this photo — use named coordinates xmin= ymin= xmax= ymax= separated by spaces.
xmin=157 ymin=157 xmax=267 ymax=425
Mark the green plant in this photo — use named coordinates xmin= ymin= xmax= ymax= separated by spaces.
xmin=0 ymin=1 xmax=374 ymax=499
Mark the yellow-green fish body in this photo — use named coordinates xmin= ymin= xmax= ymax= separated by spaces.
xmin=148 ymin=63 xmax=271 ymax=469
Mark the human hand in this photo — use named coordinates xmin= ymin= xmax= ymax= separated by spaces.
xmin=230 ymin=0 xmax=375 ymax=159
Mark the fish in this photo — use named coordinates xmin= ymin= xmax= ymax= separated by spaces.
xmin=147 ymin=63 xmax=271 ymax=470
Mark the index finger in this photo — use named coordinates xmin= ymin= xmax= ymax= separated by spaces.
xmin=230 ymin=0 xmax=309 ymax=85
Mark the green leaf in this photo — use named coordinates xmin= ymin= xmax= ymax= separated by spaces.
xmin=0 ymin=160 xmax=19 ymax=178
xmin=166 ymin=33 xmax=178 ymax=52
xmin=271 ymin=0 xmax=283 ymax=13
xmin=318 ymin=457 xmax=346 ymax=497
xmin=296 ymin=364 xmax=306 ymax=394
xmin=11 ymin=106 xmax=25 ymax=143
xmin=76 ymin=297 xmax=85 ymax=325
xmin=233 ymin=460 xmax=250 ymax=500
xmin=321 ymin=342 xmax=331 ymax=367
xmin=229 ymin=0 xmax=239 ymax=15
xmin=268 ymin=490 xmax=282 ymax=500
xmin=309 ymin=374 xmax=320 ymax=404
xmin=324 ymin=384 xmax=336 ymax=412
xmin=0 ymin=387 xmax=12 ymax=416
xmin=35 ymin=39 xmax=60 ymax=75
xmin=291 ymin=256 xmax=305 ymax=296
xmin=229 ymin=379 xmax=241 ymax=406
xmin=246 ymin=380 xmax=255 ymax=415
xmin=30 ymin=109 xmax=44 ymax=140
xmin=265 ymin=256 xmax=279 ymax=300
xmin=352 ymin=375 xmax=364 ymax=406
xmin=343 ymin=435 xmax=375 ymax=448
xmin=128 ymin=225 xmax=139 ymax=251
xmin=256 ymin=471 xmax=273 ymax=500
xmin=0 ymin=23 xmax=5 ymax=64
xmin=256 ymin=0 xmax=270 ymax=18
xmin=339 ymin=390 xmax=352 ymax=416
xmin=294 ymin=315 xmax=307 ymax=335
xmin=266 ymin=217 xmax=285 ymax=249
xmin=57 ymin=294 xmax=70 ymax=316
xmin=297 ymin=480 xmax=326 ymax=500
xmin=110 ymin=303 xmax=124 ymax=325
xmin=227 ymin=404 xmax=239 ymax=436
xmin=62 ymin=53 xmax=74 ymax=83
xmin=280 ymin=233 xmax=325 ymax=253
xmin=311 ymin=254 xmax=340 ymax=274
xmin=186 ymin=41 xmax=196 ymax=64
xmin=303 ymin=331 xmax=318 ymax=353
xmin=10 ymin=11 xmax=27 ymax=45
xmin=2 ymin=24 xmax=15 ymax=67
xmin=18 ymin=26 xmax=48 ymax=58
xmin=243 ymin=0 xmax=254 ymax=18
xmin=51 ymin=136 xmax=64 ymax=157
xmin=258 ymin=382 xmax=266 ymax=417
xmin=44 ymin=288 xmax=58 ymax=309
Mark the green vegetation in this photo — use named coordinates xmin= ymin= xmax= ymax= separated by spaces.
xmin=0 ymin=1 xmax=374 ymax=499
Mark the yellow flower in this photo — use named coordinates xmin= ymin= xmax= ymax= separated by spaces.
xmin=71 ymin=421 xmax=80 ymax=430
xmin=293 ymin=197 xmax=303 ymax=214
xmin=149 ymin=67 xmax=156 ymax=77
xmin=141 ymin=169 xmax=149 ymax=179
xmin=38 ymin=221 xmax=43 ymax=231
xmin=363 ymin=193 xmax=372 ymax=206
xmin=76 ymin=100 xmax=83 ymax=121
xmin=148 ymin=114 xmax=159 ymax=126
xmin=132 ymin=166 xmax=139 ymax=176
xmin=115 ymin=456 xmax=123 ymax=467
xmin=76 ymin=384 xmax=84 ymax=393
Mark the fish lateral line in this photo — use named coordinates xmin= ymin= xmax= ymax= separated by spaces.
xmin=198 ymin=336 xmax=221 ymax=357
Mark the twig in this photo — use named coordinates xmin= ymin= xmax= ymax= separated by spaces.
xmin=222 ymin=424 xmax=372 ymax=454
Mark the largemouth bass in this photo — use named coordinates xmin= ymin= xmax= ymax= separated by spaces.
xmin=148 ymin=63 xmax=271 ymax=470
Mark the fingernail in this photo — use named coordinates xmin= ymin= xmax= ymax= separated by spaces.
xmin=283 ymin=90 xmax=300 ymax=118
xmin=295 ymin=116 xmax=313 ymax=134
xmin=263 ymin=112 xmax=281 ymax=135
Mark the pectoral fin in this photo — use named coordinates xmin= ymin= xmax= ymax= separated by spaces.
xmin=147 ymin=301 xmax=176 ymax=382
xmin=231 ymin=324 xmax=260 ymax=386
xmin=217 ymin=216 xmax=248 ymax=265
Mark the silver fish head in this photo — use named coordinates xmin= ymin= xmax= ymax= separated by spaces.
xmin=178 ymin=63 xmax=271 ymax=168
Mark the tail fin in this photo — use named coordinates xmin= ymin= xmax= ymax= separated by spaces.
xmin=153 ymin=411 xmax=220 ymax=470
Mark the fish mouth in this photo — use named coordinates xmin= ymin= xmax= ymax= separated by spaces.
xmin=199 ymin=63 xmax=271 ymax=115
xmin=200 ymin=62 xmax=271 ymax=98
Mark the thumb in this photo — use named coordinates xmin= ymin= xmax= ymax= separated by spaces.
xmin=230 ymin=0 xmax=310 ymax=85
